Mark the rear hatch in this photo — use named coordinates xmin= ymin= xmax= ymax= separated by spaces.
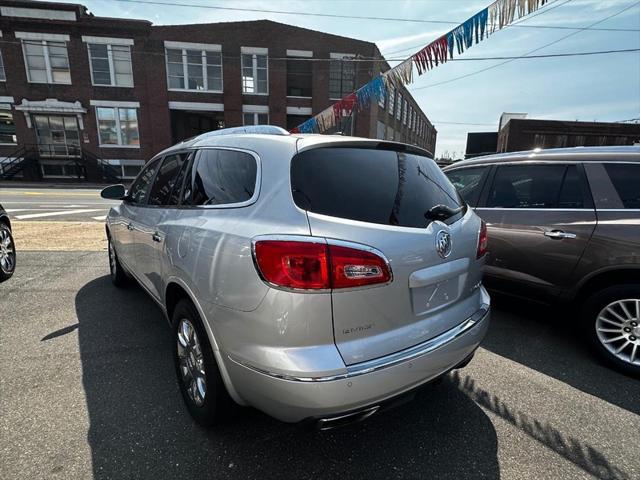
xmin=291 ymin=143 xmax=482 ymax=365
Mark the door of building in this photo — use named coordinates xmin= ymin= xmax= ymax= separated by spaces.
xmin=33 ymin=114 xmax=81 ymax=158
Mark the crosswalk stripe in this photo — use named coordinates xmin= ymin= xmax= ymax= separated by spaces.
xmin=92 ymin=215 xmax=107 ymax=221
xmin=5 ymin=209 xmax=30 ymax=213
xmin=15 ymin=209 xmax=103 ymax=220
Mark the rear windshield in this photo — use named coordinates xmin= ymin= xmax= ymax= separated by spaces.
xmin=291 ymin=147 xmax=463 ymax=228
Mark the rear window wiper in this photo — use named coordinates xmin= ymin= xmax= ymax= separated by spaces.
xmin=424 ymin=204 xmax=464 ymax=222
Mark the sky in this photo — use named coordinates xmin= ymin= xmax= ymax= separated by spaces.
xmin=53 ymin=0 xmax=640 ymax=157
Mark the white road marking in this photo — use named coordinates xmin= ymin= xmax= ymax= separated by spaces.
xmin=15 ymin=209 xmax=103 ymax=220
xmin=5 ymin=209 xmax=30 ymax=213
xmin=92 ymin=215 xmax=107 ymax=221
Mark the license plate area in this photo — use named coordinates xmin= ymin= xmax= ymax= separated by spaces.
xmin=411 ymin=277 xmax=460 ymax=315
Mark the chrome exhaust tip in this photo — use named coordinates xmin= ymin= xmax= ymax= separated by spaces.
xmin=316 ymin=405 xmax=380 ymax=431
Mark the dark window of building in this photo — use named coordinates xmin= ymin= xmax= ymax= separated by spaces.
xmin=446 ymin=167 xmax=489 ymax=207
xmin=148 ymin=153 xmax=189 ymax=206
xmin=291 ymin=147 xmax=463 ymax=228
xmin=329 ymin=55 xmax=355 ymax=99
xmin=189 ymin=149 xmax=257 ymax=206
xmin=128 ymin=158 xmax=160 ymax=205
xmin=287 ymin=57 xmax=312 ymax=97
xmin=487 ymin=164 xmax=583 ymax=209
xmin=604 ymin=163 xmax=640 ymax=209
xmin=287 ymin=114 xmax=308 ymax=131
xmin=0 ymin=108 xmax=16 ymax=144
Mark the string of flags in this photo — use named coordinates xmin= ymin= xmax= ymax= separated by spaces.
xmin=291 ymin=0 xmax=548 ymax=134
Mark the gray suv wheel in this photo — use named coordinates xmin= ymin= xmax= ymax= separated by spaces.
xmin=583 ymin=285 xmax=640 ymax=376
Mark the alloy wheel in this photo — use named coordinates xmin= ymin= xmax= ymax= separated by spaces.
xmin=0 ymin=228 xmax=15 ymax=273
xmin=596 ymin=299 xmax=640 ymax=366
xmin=177 ymin=318 xmax=207 ymax=407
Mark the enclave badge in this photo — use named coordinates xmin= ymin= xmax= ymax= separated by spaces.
xmin=435 ymin=230 xmax=452 ymax=259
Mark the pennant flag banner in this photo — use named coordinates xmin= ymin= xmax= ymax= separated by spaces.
xmin=292 ymin=0 xmax=548 ymax=134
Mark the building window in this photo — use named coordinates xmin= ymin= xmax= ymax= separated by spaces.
xmin=376 ymin=120 xmax=385 ymax=140
xmin=396 ymin=94 xmax=402 ymax=121
xmin=0 ymin=108 xmax=16 ymax=144
xmin=96 ymin=107 xmax=139 ymax=146
xmin=402 ymin=100 xmax=408 ymax=125
xmin=329 ymin=53 xmax=355 ymax=99
xmin=23 ymin=40 xmax=70 ymax=84
xmin=286 ymin=54 xmax=312 ymax=97
xmin=88 ymin=43 xmax=133 ymax=87
xmin=243 ymin=112 xmax=269 ymax=125
xmin=242 ymin=49 xmax=268 ymax=94
xmin=166 ymin=47 xmax=222 ymax=92
xmin=0 ymin=50 xmax=5 ymax=81
xmin=388 ymin=86 xmax=395 ymax=115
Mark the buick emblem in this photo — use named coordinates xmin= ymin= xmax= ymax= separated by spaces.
xmin=435 ymin=230 xmax=452 ymax=259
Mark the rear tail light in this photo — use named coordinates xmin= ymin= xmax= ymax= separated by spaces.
xmin=477 ymin=220 xmax=488 ymax=259
xmin=253 ymin=239 xmax=391 ymax=291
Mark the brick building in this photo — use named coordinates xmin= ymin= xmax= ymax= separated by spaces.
xmin=464 ymin=113 xmax=640 ymax=158
xmin=497 ymin=118 xmax=640 ymax=152
xmin=0 ymin=0 xmax=436 ymax=182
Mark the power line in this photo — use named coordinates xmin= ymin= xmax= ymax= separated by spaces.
xmin=431 ymin=121 xmax=498 ymax=126
xmin=3 ymin=39 xmax=637 ymax=63
xmin=410 ymin=0 xmax=640 ymax=92
xmin=100 ymin=0 xmax=640 ymax=33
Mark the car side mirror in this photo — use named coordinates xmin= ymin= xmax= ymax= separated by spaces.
xmin=101 ymin=184 xmax=128 ymax=200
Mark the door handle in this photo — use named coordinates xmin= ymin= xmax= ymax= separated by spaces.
xmin=152 ymin=232 xmax=162 ymax=243
xmin=126 ymin=222 xmax=134 ymax=231
xmin=544 ymin=230 xmax=576 ymax=240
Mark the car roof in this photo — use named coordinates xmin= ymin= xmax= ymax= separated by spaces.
xmin=445 ymin=146 xmax=640 ymax=169
xmin=154 ymin=126 xmax=433 ymax=158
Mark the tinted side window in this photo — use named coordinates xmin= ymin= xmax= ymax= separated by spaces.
xmin=603 ymin=163 xmax=640 ymax=209
xmin=148 ymin=153 xmax=188 ymax=206
xmin=167 ymin=152 xmax=193 ymax=206
xmin=445 ymin=167 xmax=488 ymax=207
xmin=291 ymin=147 xmax=462 ymax=228
xmin=487 ymin=164 xmax=566 ymax=208
xmin=189 ymin=149 xmax=257 ymax=206
xmin=557 ymin=165 xmax=586 ymax=208
xmin=128 ymin=159 xmax=160 ymax=205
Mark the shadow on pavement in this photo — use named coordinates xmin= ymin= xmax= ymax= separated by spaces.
xmin=482 ymin=294 xmax=640 ymax=416
xmin=75 ymin=275 xmax=500 ymax=480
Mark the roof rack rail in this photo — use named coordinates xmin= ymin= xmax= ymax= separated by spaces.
xmin=195 ymin=125 xmax=289 ymax=139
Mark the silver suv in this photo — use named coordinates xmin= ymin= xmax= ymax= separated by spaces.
xmin=102 ymin=126 xmax=490 ymax=428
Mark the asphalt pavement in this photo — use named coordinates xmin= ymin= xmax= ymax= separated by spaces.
xmin=0 ymin=186 xmax=118 ymax=221
xmin=1 ymin=251 xmax=639 ymax=480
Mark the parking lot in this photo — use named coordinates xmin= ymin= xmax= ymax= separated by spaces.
xmin=1 ymin=246 xmax=638 ymax=479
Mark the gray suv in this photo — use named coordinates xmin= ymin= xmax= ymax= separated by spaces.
xmin=102 ymin=126 xmax=490 ymax=428
xmin=444 ymin=146 xmax=640 ymax=375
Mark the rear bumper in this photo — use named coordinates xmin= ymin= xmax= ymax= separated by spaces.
xmin=225 ymin=298 xmax=490 ymax=423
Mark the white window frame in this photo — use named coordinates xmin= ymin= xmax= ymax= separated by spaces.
xmin=20 ymin=38 xmax=71 ymax=85
xmin=84 ymin=37 xmax=134 ymax=88
xmin=165 ymin=41 xmax=223 ymax=93
xmin=241 ymin=47 xmax=268 ymax=95
xmin=92 ymin=101 xmax=140 ymax=148
xmin=329 ymin=52 xmax=355 ymax=100
xmin=0 ymin=102 xmax=17 ymax=145
xmin=242 ymin=104 xmax=269 ymax=125
xmin=388 ymin=86 xmax=395 ymax=115
xmin=396 ymin=94 xmax=402 ymax=121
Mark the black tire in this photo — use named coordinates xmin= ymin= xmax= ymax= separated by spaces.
xmin=172 ymin=299 xmax=235 ymax=427
xmin=581 ymin=284 xmax=640 ymax=377
xmin=0 ymin=222 xmax=16 ymax=282
xmin=107 ymin=235 xmax=128 ymax=287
